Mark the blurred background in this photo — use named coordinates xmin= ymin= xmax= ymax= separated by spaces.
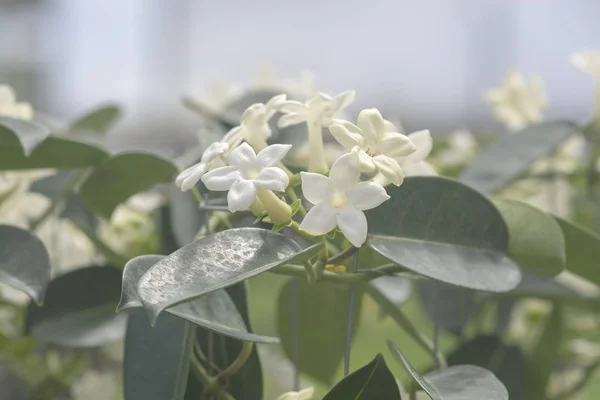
xmin=2 ymin=0 xmax=600 ymax=150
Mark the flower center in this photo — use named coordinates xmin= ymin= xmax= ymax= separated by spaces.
xmin=364 ymin=143 xmax=378 ymax=157
xmin=244 ymin=167 xmax=261 ymax=180
xmin=330 ymin=190 xmax=347 ymax=209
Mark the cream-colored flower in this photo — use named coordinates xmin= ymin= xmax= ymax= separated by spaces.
xmin=0 ymin=85 xmax=33 ymax=120
xmin=484 ymin=71 xmax=547 ymax=132
xmin=570 ymin=51 xmax=600 ymax=81
xmin=276 ymin=387 xmax=314 ymax=400
xmin=434 ymin=129 xmax=478 ymax=168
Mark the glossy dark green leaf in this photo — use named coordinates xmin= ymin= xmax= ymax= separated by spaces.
xmin=169 ymin=186 xmax=207 ymax=247
xmin=389 ymin=341 xmax=508 ymax=400
xmin=118 ymin=254 xmax=278 ymax=343
xmin=124 ymin=309 xmax=193 ymax=400
xmin=460 ymin=121 xmax=577 ymax=193
xmin=79 ymin=152 xmax=177 ymax=218
xmin=0 ymin=225 xmax=51 ymax=304
xmin=446 ymin=335 xmax=526 ymax=400
xmin=526 ymin=305 xmax=563 ymax=400
xmin=366 ymin=176 xmax=521 ymax=292
xmin=277 ymin=278 xmax=362 ymax=384
xmin=0 ymin=136 xmax=109 ymax=170
xmin=323 ymin=354 xmax=401 ymax=400
xmin=493 ymin=199 xmax=565 ymax=277
xmin=25 ymin=266 xmax=126 ymax=347
xmin=554 ymin=216 xmax=600 ymax=286
xmin=137 ymin=228 xmax=321 ymax=323
xmin=68 ymin=104 xmax=122 ymax=135
xmin=0 ymin=117 xmax=50 ymax=156
xmin=185 ymin=282 xmax=263 ymax=400
xmin=418 ymin=280 xmax=478 ymax=336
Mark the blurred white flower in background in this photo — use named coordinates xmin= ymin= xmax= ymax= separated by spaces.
xmin=484 ymin=71 xmax=547 ymax=132
xmin=0 ymin=84 xmax=33 ymax=120
xmin=276 ymin=387 xmax=314 ymax=400
xmin=571 ymin=51 xmax=600 ymax=117
xmin=433 ymin=129 xmax=478 ymax=168
xmin=72 ymin=370 xmax=120 ymax=400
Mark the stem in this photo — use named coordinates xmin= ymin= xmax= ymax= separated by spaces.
xmin=204 ymin=342 xmax=253 ymax=397
xmin=432 ymin=290 xmax=440 ymax=370
xmin=30 ymin=170 xmax=89 ymax=231
xmin=191 ymin=187 xmax=205 ymax=204
xmin=344 ymin=251 xmax=360 ymax=376
xmin=550 ymin=360 xmax=600 ymax=400
xmin=285 ymin=187 xmax=307 ymax=217
xmin=291 ymin=279 xmax=300 ymax=391
xmin=365 ymin=284 xmax=447 ymax=368
xmin=271 ymin=263 xmax=406 ymax=284
xmin=190 ymin=353 xmax=236 ymax=400
xmin=306 ymin=118 xmax=329 ymax=174
xmin=71 ymin=220 xmax=128 ymax=268
xmin=328 ymin=246 xmax=358 ymax=265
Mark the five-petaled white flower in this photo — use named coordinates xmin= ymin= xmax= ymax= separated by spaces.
xmin=278 ymin=91 xmax=355 ymax=173
xmin=570 ymin=51 xmax=600 ymax=81
xmin=0 ymin=85 xmax=33 ymax=120
xmin=223 ymin=94 xmax=287 ymax=151
xmin=329 ymin=108 xmax=416 ymax=185
xmin=397 ymin=129 xmax=437 ymax=176
xmin=299 ymin=151 xmax=390 ymax=247
xmin=201 ymin=143 xmax=291 ymax=213
xmin=276 ymin=387 xmax=314 ymax=400
xmin=175 ymin=141 xmax=229 ymax=191
xmin=484 ymin=71 xmax=547 ymax=132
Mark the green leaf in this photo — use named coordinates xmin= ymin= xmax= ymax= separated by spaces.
xmin=30 ymin=170 xmax=80 ymax=199
xmin=322 ymin=354 xmax=401 ymax=400
xmin=459 ymin=121 xmax=577 ymax=193
xmin=169 ymin=186 xmax=207 ymax=247
xmin=446 ymin=335 xmax=526 ymax=400
xmin=493 ymin=199 xmax=565 ymax=277
xmin=185 ymin=282 xmax=263 ymax=400
xmin=389 ymin=341 xmax=508 ymax=400
xmin=118 ymin=254 xmax=278 ymax=343
xmin=137 ymin=228 xmax=321 ymax=323
xmin=417 ymin=280 xmax=478 ymax=336
xmin=124 ymin=309 xmax=193 ymax=400
xmin=526 ymin=305 xmax=563 ymax=400
xmin=0 ymin=224 xmax=51 ymax=304
xmin=277 ymin=278 xmax=362 ymax=384
xmin=25 ymin=266 xmax=126 ymax=347
xmin=554 ymin=216 xmax=600 ymax=286
xmin=366 ymin=176 xmax=521 ymax=292
xmin=507 ymin=273 xmax=586 ymax=302
xmin=79 ymin=152 xmax=177 ymax=218
xmin=0 ymin=136 xmax=109 ymax=170
xmin=68 ymin=104 xmax=121 ymax=136
xmin=0 ymin=116 xmax=50 ymax=156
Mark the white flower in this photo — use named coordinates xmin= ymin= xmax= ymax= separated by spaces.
xmin=201 ymin=143 xmax=291 ymax=213
xmin=434 ymin=129 xmax=478 ymax=168
xmin=299 ymin=151 xmax=390 ymax=247
xmin=570 ymin=51 xmax=600 ymax=81
xmin=276 ymin=387 xmax=314 ymax=400
xmin=175 ymin=141 xmax=230 ymax=191
xmin=329 ymin=109 xmax=416 ymax=185
xmin=223 ymin=94 xmax=287 ymax=150
xmin=397 ymin=129 xmax=437 ymax=176
xmin=288 ymin=141 xmax=346 ymax=169
xmin=0 ymin=85 xmax=33 ymax=120
xmin=278 ymin=91 xmax=355 ymax=173
xmin=484 ymin=71 xmax=547 ymax=132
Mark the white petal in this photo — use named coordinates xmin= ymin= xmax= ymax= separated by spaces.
xmin=298 ymin=203 xmax=337 ymax=236
xmin=241 ymin=104 xmax=266 ymax=125
xmin=329 ymin=120 xmax=365 ymax=150
xmin=201 ymin=166 xmax=242 ymax=191
xmin=0 ymin=85 xmax=16 ymax=105
xmin=336 ymin=207 xmax=368 ymax=247
xmin=373 ymin=155 xmax=404 ymax=186
xmin=276 ymin=388 xmax=315 ymax=400
xmin=200 ymin=141 xmax=229 ymax=163
xmin=383 ymin=119 xmax=401 ymax=133
xmin=222 ymin=126 xmax=243 ymax=143
xmin=356 ymin=149 xmax=377 ymax=173
xmin=329 ymin=151 xmax=360 ymax=191
xmin=227 ymin=180 xmax=258 ymax=212
xmin=357 ymin=108 xmax=385 ymax=143
xmin=256 ymin=144 xmax=292 ymax=166
xmin=402 ymin=160 xmax=438 ymax=176
xmin=379 ymin=132 xmax=416 ymax=158
xmin=227 ymin=143 xmax=258 ymax=169
xmin=175 ymin=162 xmax=207 ymax=191
xmin=331 ymin=90 xmax=356 ymax=112
xmin=407 ymin=130 xmax=433 ymax=162
xmin=254 ymin=167 xmax=289 ymax=191
xmin=280 ymin=100 xmax=307 ymax=114
xmin=278 ymin=113 xmax=307 ymax=128
xmin=300 ymin=172 xmax=330 ymax=205
xmin=265 ymin=93 xmax=287 ymax=110
xmin=347 ymin=182 xmax=390 ymax=210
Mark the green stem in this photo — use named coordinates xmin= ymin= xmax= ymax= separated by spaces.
xmin=365 ymin=284 xmax=447 ymax=369
xmin=285 ymin=187 xmax=307 ymax=217
xmin=30 ymin=170 xmax=89 ymax=231
xmin=327 ymin=246 xmax=358 ymax=265
xmin=204 ymin=342 xmax=253 ymax=398
xmin=191 ymin=187 xmax=205 ymax=204
xmin=271 ymin=263 xmax=406 ymax=284
xmin=71 ymin=220 xmax=128 ymax=268
xmin=190 ymin=353 xmax=236 ymax=400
